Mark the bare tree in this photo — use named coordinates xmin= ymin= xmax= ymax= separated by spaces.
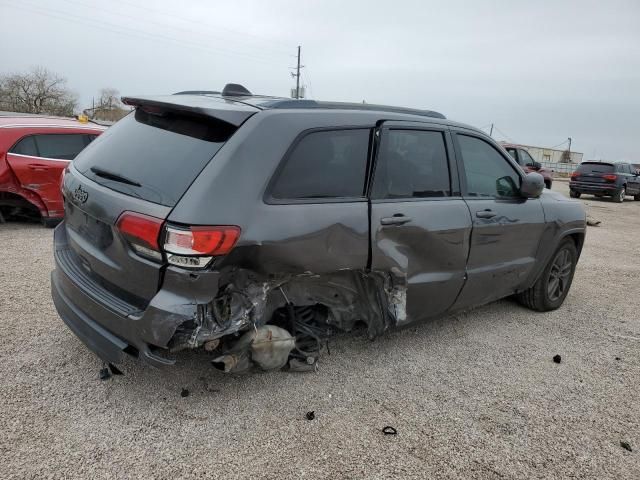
xmin=0 ymin=67 xmax=77 ymax=116
xmin=88 ymin=87 xmax=129 ymax=122
xmin=97 ymin=87 xmax=122 ymax=110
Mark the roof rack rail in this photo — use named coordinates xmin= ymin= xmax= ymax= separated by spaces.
xmin=174 ymin=90 xmax=220 ymax=95
xmin=258 ymin=99 xmax=446 ymax=119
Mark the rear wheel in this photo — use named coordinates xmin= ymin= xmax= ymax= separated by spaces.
xmin=569 ymin=190 xmax=581 ymax=198
xmin=517 ymin=239 xmax=578 ymax=312
xmin=544 ymin=180 xmax=552 ymax=189
xmin=634 ymin=194 xmax=640 ymax=201
xmin=613 ymin=186 xmax=625 ymax=203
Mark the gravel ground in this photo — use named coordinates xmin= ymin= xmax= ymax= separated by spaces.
xmin=1 ymin=182 xmax=638 ymax=479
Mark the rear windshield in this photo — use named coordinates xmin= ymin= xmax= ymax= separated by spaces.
xmin=577 ymin=163 xmax=614 ymax=174
xmin=74 ymin=109 xmax=235 ymax=206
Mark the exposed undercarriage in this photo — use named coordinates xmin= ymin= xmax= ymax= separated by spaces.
xmin=166 ymin=268 xmax=407 ymax=374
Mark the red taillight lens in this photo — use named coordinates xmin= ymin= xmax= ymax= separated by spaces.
xmin=116 ymin=211 xmax=164 ymax=260
xmin=602 ymin=174 xmax=617 ymax=182
xmin=164 ymin=225 xmax=240 ymax=256
xmin=571 ymin=171 xmax=579 ymax=179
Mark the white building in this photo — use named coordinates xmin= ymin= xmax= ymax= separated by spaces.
xmin=502 ymin=142 xmax=583 ymax=164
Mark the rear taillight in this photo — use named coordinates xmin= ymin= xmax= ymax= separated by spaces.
xmin=602 ymin=174 xmax=617 ymax=182
xmin=571 ymin=171 xmax=579 ymax=179
xmin=164 ymin=225 xmax=240 ymax=268
xmin=116 ymin=211 xmax=164 ymax=261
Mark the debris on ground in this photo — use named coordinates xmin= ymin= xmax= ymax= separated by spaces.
xmin=620 ymin=441 xmax=632 ymax=452
xmin=382 ymin=426 xmax=398 ymax=435
xmin=98 ymin=367 xmax=111 ymax=381
xmin=305 ymin=411 xmax=315 ymax=421
xmin=180 ymin=388 xmax=190 ymax=398
xmin=553 ymin=354 xmax=562 ymax=364
xmin=587 ymin=218 xmax=601 ymax=227
xmin=615 ymin=357 xmax=621 ymax=361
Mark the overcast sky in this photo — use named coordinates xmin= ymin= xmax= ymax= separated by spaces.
xmin=1 ymin=0 xmax=639 ymax=160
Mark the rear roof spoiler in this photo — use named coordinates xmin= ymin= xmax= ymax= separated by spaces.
xmin=121 ymin=94 xmax=259 ymax=127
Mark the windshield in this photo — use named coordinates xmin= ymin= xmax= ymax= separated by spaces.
xmin=74 ymin=109 xmax=236 ymax=206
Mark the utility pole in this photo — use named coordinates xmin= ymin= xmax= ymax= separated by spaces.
xmin=295 ymin=46 xmax=301 ymax=99
xmin=290 ymin=45 xmax=304 ymax=99
xmin=489 ymin=123 xmax=494 ymax=137
xmin=567 ymin=137 xmax=572 ymax=158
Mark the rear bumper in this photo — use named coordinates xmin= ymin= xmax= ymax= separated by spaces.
xmin=569 ymin=182 xmax=618 ymax=194
xmin=51 ymin=222 xmax=223 ymax=368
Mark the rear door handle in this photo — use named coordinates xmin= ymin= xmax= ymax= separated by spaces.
xmin=380 ymin=215 xmax=412 ymax=226
xmin=28 ymin=163 xmax=50 ymax=171
xmin=475 ymin=210 xmax=496 ymax=219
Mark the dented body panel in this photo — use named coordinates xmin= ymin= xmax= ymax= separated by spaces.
xmin=0 ymin=116 xmax=104 ymax=221
xmin=50 ymin=97 xmax=586 ymax=369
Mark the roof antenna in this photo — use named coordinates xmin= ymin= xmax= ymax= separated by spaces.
xmin=222 ymin=83 xmax=252 ymax=96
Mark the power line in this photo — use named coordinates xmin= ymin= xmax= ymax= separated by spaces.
xmin=110 ymin=0 xmax=294 ymax=53
xmin=2 ymin=0 xmax=287 ymax=68
xmin=492 ymin=126 xmax=515 ymax=143
xmin=60 ymin=0 xmax=291 ymax=61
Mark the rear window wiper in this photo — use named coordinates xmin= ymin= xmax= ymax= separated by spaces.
xmin=90 ymin=167 xmax=142 ymax=187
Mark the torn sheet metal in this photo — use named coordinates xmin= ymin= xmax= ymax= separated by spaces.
xmin=167 ymin=268 xmax=408 ymax=356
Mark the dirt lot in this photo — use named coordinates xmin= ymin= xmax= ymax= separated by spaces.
xmin=0 ymin=181 xmax=638 ymax=479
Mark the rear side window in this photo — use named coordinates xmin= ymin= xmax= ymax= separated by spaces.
xmin=75 ymin=110 xmax=236 ymax=206
xmin=10 ymin=136 xmax=38 ymax=156
xmin=270 ymin=129 xmax=370 ymax=200
xmin=372 ymin=129 xmax=450 ymax=199
xmin=10 ymin=134 xmax=94 ymax=160
xmin=457 ymin=134 xmax=521 ymax=198
xmin=577 ymin=163 xmax=614 ymax=174
xmin=34 ymin=134 xmax=89 ymax=160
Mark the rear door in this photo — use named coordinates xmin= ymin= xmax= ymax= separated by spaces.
xmin=369 ymin=121 xmax=472 ymax=324
xmin=7 ymin=133 xmax=94 ymax=217
xmin=451 ymin=130 xmax=545 ymax=309
xmin=62 ymin=107 xmax=242 ymax=305
xmin=622 ymin=164 xmax=640 ymax=194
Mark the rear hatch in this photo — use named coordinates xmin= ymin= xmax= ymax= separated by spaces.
xmin=572 ymin=162 xmax=615 ymax=183
xmin=61 ymin=96 xmax=256 ymax=308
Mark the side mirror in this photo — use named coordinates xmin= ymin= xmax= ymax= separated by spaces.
xmin=526 ymin=161 xmax=542 ymax=170
xmin=520 ymin=172 xmax=544 ymax=198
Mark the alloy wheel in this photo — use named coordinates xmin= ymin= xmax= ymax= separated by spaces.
xmin=547 ymin=248 xmax=573 ymax=302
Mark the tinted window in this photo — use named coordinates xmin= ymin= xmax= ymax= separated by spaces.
xmin=270 ymin=129 xmax=369 ymax=199
xmin=520 ymin=149 xmax=535 ymax=165
xmin=373 ymin=129 xmax=450 ymax=198
xmin=10 ymin=136 xmax=38 ymax=156
xmin=458 ymin=134 xmax=520 ymax=198
xmin=75 ymin=110 xmax=235 ymax=206
xmin=33 ymin=134 xmax=89 ymax=160
xmin=577 ymin=163 xmax=614 ymax=174
xmin=505 ymin=147 xmax=519 ymax=163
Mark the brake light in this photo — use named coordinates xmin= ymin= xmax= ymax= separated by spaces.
xmin=164 ymin=225 xmax=240 ymax=268
xmin=571 ymin=171 xmax=579 ymax=179
xmin=116 ymin=211 xmax=164 ymax=260
xmin=602 ymin=174 xmax=617 ymax=182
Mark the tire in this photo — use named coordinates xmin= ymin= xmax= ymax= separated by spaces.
xmin=544 ymin=180 xmax=552 ymax=189
xmin=569 ymin=190 xmax=581 ymax=198
xmin=516 ymin=239 xmax=578 ymax=312
xmin=613 ymin=186 xmax=625 ymax=203
xmin=634 ymin=194 xmax=640 ymax=201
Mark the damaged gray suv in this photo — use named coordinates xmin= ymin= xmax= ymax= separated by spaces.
xmin=51 ymin=84 xmax=586 ymax=373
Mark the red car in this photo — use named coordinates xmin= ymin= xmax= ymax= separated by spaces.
xmin=0 ymin=114 xmax=105 ymax=226
xmin=503 ymin=144 xmax=554 ymax=189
